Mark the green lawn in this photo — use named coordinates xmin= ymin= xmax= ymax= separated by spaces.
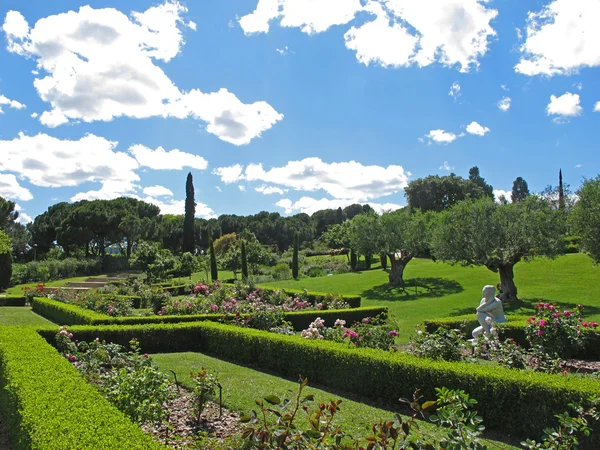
xmin=153 ymin=352 xmax=518 ymax=449
xmin=262 ymin=254 xmax=600 ymax=342
xmin=0 ymin=307 xmax=55 ymax=326
xmin=6 ymin=274 xmax=111 ymax=295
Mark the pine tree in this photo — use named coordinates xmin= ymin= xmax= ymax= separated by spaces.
xmin=209 ymin=236 xmax=218 ymax=282
xmin=511 ymin=177 xmax=530 ymax=203
xmin=183 ymin=172 xmax=196 ymax=253
xmin=558 ymin=169 xmax=565 ymax=212
xmin=292 ymin=232 xmax=299 ymax=279
xmin=241 ymin=240 xmax=248 ymax=281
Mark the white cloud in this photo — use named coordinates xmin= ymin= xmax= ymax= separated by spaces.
xmin=0 ymin=173 xmax=33 ymax=201
xmin=240 ymin=0 xmax=363 ymax=35
xmin=215 ymin=186 xmax=222 ymax=192
xmin=212 ymin=164 xmax=244 ymax=184
xmin=344 ymin=0 xmax=498 ymax=72
xmin=13 ymin=204 xmax=33 ymax=224
xmin=500 ymin=84 xmax=509 ymax=91
xmin=0 ymin=94 xmax=25 ymax=113
xmin=187 ymin=20 xmax=196 ymax=31
xmin=493 ymin=189 xmax=511 ymax=203
xmin=140 ymin=196 xmax=216 ymax=219
xmin=515 ymin=0 xmax=600 ymax=76
xmin=426 ymin=129 xmax=458 ymax=144
xmin=142 ymin=185 xmax=173 ymax=197
xmin=594 ymin=101 xmax=600 ymax=112
xmin=573 ymin=82 xmax=583 ymax=91
xmin=546 ymin=92 xmax=582 ymax=119
xmin=30 ymin=112 xmax=38 ymax=118
xmin=129 ymin=145 xmax=208 ymax=170
xmin=215 ymin=157 xmax=409 ymax=202
xmin=449 ymin=82 xmax=461 ymax=100
xmin=575 ymin=164 xmax=582 ymax=168
xmin=238 ymin=185 xmax=246 ymax=191
xmin=465 ymin=121 xmax=490 ymax=136
xmin=3 ymin=3 xmax=281 ymax=145
xmin=439 ymin=161 xmax=454 ymax=171
xmin=255 ymin=185 xmax=287 ymax=195
xmin=497 ymin=96 xmax=511 ymax=111
xmin=276 ymin=196 xmax=401 ymax=215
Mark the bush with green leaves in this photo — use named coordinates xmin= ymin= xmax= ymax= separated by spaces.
xmin=10 ymin=257 xmax=102 ymax=285
xmin=408 ymin=325 xmax=467 ymax=362
xmin=190 ymin=368 xmax=220 ymax=422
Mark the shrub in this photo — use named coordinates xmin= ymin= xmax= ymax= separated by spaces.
xmin=190 ymin=368 xmax=219 ymax=422
xmin=408 ymin=325 xmax=466 ymax=361
xmin=9 ymin=257 xmax=103 ymax=286
xmin=271 ymin=263 xmax=292 ymax=280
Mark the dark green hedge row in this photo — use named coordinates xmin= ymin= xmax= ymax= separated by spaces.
xmin=0 ymin=296 xmax=26 ymax=306
xmin=151 ymin=283 xmax=189 ymax=295
xmin=98 ymin=294 xmax=143 ymax=309
xmin=54 ymin=321 xmax=600 ymax=444
xmin=0 ymin=327 xmax=161 ymax=449
xmin=424 ymin=314 xmax=600 ymax=360
xmin=225 ymin=283 xmax=362 ymax=308
xmin=31 ymin=297 xmax=383 ymax=330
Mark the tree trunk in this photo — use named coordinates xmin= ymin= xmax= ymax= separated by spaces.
xmin=388 ymin=254 xmax=412 ymax=285
xmin=498 ymin=263 xmax=518 ymax=302
xmin=380 ymin=252 xmax=387 ymax=270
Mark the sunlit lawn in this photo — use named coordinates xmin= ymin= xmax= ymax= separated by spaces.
xmin=0 ymin=307 xmax=55 ymax=326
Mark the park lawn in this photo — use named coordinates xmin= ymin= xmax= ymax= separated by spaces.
xmin=5 ymin=274 xmax=110 ymax=296
xmin=0 ymin=307 xmax=55 ymax=326
xmin=262 ymin=253 xmax=600 ymax=342
xmin=153 ymin=352 xmax=518 ymax=449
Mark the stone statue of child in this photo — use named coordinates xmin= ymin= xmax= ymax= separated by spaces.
xmin=471 ymin=285 xmax=507 ymax=340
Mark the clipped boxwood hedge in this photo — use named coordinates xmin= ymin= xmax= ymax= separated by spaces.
xmin=31 ymin=296 xmax=384 ymax=330
xmin=98 ymin=294 xmax=143 ymax=309
xmin=0 ymin=295 xmax=26 ymax=307
xmin=424 ymin=314 xmax=600 ymax=360
xmin=0 ymin=327 xmax=161 ymax=449
xmin=46 ymin=321 xmax=600 ymax=444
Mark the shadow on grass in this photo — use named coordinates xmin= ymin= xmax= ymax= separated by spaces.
xmin=361 ymin=277 xmax=463 ymax=302
xmin=449 ymin=297 xmax=600 ymax=318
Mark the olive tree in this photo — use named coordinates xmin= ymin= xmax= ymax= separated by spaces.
xmin=571 ymin=176 xmax=600 ymax=263
xmin=431 ymin=196 xmax=564 ymax=301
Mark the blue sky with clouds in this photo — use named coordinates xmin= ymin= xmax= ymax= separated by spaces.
xmin=0 ymin=0 xmax=598 ymax=223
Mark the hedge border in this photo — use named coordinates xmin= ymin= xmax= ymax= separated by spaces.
xmin=0 ymin=296 xmax=26 ymax=307
xmin=30 ymin=297 xmax=385 ymax=330
xmin=42 ymin=321 xmax=600 ymax=444
xmin=0 ymin=327 xmax=161 ymax=449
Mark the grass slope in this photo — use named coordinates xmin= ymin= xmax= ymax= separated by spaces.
xmin=263 ymin=254 xmax=600 ymax=341
xmin=153 ymin=352 xmax=518 ymax=449
xmin=0 ymin=307 xmax=55 ymax=326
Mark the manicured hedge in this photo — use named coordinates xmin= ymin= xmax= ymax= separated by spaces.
xmin=98 ymin=294 xmax=143 ymax=309
xmin=50 ymin=321 xmax=600 ymax=444
xmin=31 ymin=297 xmax=383 ymax=330
xmin=424 ymin=314 xmax=600 ymax=360
xmin=0 ymin=295 xmax=26 ymax=306
xmin=151 ymin=283 xmax=189 ymax=296
xmin=225 ymin=283 xmax=362 ymax=308
xmin=0 ymin=327 xmax=161 ymax=449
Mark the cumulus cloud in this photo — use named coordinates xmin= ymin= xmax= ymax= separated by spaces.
xmin=215 ymin=157 xmax=409 ymax=202
xmin=426 ymin=129 xmax=459 ymax=144
xmin=546 ymin=92 xmax=582 ymax=120
xmin=439 ymin=161 xmax=454 ymax=171
xmin=275 ymin=196 xmax=401 ymax=215
xmin=2 ymin=3 xmax=282 ymax=145
xmin=465 ymin=121 xmax=490 ymax=136
xmin=515 ymin=0 xmax=600 ymax=76
xmin=0 ymin=173 xmax=33 ymax=201
xmin=449 ymin=82 xmax=461 ymax=100
xmin=139 ymin=196 xmax=216 ymax=218
xmin=594 ymin=101 xmax=600 ymax=112
xmin=142 ymin=185 xmax=173 ymax=197
xmin=0 ymin=94 xmax=25 ymax=113
xmin=497 ymin=96 xmax=511 ymax=111
xmin=255 ymin=185 xmax=287 ymax=195
xmin=238 ymin=185 xmax=246 ymax=191
xmin=493 ymin=189 xmax=511 ymax=203
xmin=129 ymin=145 xmax=208 ymax=170
xmin=344 ymin=0 xmax=497 ymax=72
xmin=239 ymin=0 xmax=362 ymax=35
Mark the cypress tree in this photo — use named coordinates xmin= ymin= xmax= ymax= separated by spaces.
xmin=350 ymin=248 xmax=357 ymax=271
xmin=380 ymin=252 xmax=387 ymax=270
xmin=292 ymin=232 xmax=299 ymax=279
xmin=558 ymin=169 xmax=565 ymax=212
xmin=209 ymin=236 xmax=218 ymax=282
xmin=0 ymin=230 xmax=12 ymax=290
xmin=241 ymin=240 xmax=248 ymax=280
xmin=183 ymin=172 xmax=196 ymax=253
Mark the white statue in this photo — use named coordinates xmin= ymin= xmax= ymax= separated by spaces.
xmin=471 ymin=285 xmax=506 ymax=341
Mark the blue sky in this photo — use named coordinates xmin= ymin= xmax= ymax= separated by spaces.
xmin=0 ymin=0 xmax=598 ymax=223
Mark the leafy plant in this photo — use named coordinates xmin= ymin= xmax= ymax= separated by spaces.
xmin=408 ymin=326 xmax=466 ymax=361
xmin=190 ymin=368 xmax=220 ymax=422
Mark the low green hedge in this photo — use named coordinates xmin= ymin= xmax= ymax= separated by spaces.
xmin=0 ymin=327 xmax=161 ymax=449
xmin=50 ymin=321 xmax=600 ymax=444
xmin=31 ymin=297 xmax=383 ymax=330
xmin=151 ymin=283 xmax=189 ymax=296
xmin=424 ymin=314 xmax=600 ymax=360
xmin=226 ymin=283 xmax=362 ymax=308
xmin=98 ymin=294 xmax=143 ymax=309
xmin=0 ymin=295 xmax=26 ymax=306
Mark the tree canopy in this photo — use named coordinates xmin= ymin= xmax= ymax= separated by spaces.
xmin=404 ymin=174 xmax=488 ymax=213
xmin=571 ymin=176 xmax=600 ymax=263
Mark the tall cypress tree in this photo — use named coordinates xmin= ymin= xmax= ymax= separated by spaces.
xmin=558 ymin=169 xmax=565 ymax=212
xmin=183 ymin=172 xmax=196 ymax=253
xmin=241 ymin=240 xmax=248 ymax=280
xmin=292 ymin=232 xmax=299 ymax=279
xmin=209 ymin=236 xmax=218 ymax=282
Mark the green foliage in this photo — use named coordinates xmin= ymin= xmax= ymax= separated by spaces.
xmin=190 ymin=368 xmax=219 ymax=422
xmin=271 ymin=262 xmax=292 ymax=280
xmin=350 ymin=248 xmax=357 ymax=271
xmin=10 ymin=257 xmax=102 ymax=285
xmin=183 ymin=172 xmax=196 ymax=253
xmin=408 ymin=326 xmax=466 ymax=361
xmin=209 ymin=236 xmax=218 ymax=281
xmin=571 ymin=176 xmax=600 ymax=263
xmin=0 ymin=229 xmax=12 ymax=289
xmin=179 ymin=252 xmax=197 ymax=277
xmin=512 ymin=176 xmax=530 ymax=203
xmin=292 ymin=232 xmax=299 ymax=279
xmin=0 ymin=326 xmax=161 ymax=449
xmin=241 ymin=240 xmax=248 ymax=280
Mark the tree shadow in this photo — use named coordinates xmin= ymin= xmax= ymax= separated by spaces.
xmin=361 ymin=277 xmax=463 ymax=302
xmin=449 ymin=297 xmax=600 ymax=318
